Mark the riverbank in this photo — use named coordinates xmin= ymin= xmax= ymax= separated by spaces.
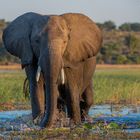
xmin=0 ymin=64 xmax=21 ymax=70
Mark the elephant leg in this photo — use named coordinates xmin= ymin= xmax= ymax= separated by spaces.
xmin=66 ymin=81 xmax=81 ymax=124
xmin=58 ymin=84 xmax=66 ymax=113
xmin=71 ymin=91 xmax=81 ymax=124
xmin=25 ymin=65 xmax=44 ymax=119
xmin=65 ymin=66 xmax=83 ymax=124
xmin=80 ymin=82 xmax=93 ymax=121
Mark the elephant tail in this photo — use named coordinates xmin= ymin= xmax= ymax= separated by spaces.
xmin=23 ymin=77 xmax=30 ymax=99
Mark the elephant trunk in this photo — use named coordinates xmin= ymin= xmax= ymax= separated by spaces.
xmin=38 ymin=45 xmax=62 ymax=128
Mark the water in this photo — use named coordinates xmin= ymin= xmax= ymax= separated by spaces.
xmin=90 ymin=105 xmax=140 ymax=130
xmin=89 ymin=104 xmax=140 ymax=117
xmin=0 ymin=105 xmax=140 ymax=132
xmin=0 ymin=110 xmax=31 ymax=122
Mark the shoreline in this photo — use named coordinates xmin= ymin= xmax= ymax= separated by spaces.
xmin=1 ymin=64 xmax=140 ymax=70
xmin=0 ymin=64 xmax=21 ymax=70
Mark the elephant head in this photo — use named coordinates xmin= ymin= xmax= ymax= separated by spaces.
xmin=33 ymin=16 xmax=69 ymax=127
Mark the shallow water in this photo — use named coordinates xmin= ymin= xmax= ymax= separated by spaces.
xmin=90 ymin=105 xmax=140 ymax=130
xmin=0 ymin=110 xmax=31 ymax=122
xmin=90 ymin=104 xmax=140 ymax=117
xmin=0 ymin=105 xmax=140 ymax=132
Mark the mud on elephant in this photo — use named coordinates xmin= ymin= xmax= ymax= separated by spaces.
xmin=2 ymin=12 xmax=102 ymax=128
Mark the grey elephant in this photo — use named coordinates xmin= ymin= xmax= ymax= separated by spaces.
xmin=2 ymin=12 xmax=102 ymax=128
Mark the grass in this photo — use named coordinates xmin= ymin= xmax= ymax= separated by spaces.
xmin=0 ymin=66 xmax=140 ymax=110
xmin=94 ymin=68 xmax=140 ymax=104
xmin=0 ymin=70 xmax=30 ymax=110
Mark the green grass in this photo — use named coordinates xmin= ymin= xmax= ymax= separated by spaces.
xmin=94 ymin=68 xmax=140 ymax=104
xmin=0 ymin=68 xmax=140 ymax=110
xmin=0 ymin=70 xmax=29 ymax=110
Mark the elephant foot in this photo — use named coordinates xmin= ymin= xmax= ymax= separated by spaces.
xmin=33 ymin=113 xmax=44 ymax=125
xmin=32 ymin=109 xmax=66 ymax=128
xmin=52 ymin=109 xmax=67 ymax=127
xmin=50 ymin=109 xmax=76 ymax=128
xmin=32 ymin=110 xmax=78 ymax=128
xmin=81 ymin=111 xmax=93 ymax=123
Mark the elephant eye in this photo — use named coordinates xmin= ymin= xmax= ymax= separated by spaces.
xmin=35 ymin=37 xmax=40 ymax=44
xmin=35 ymin=39 xmax=40 ymax=44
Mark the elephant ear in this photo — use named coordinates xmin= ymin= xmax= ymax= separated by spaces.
xmin=57 ymin=17 xmax=69 ymax=35
xmin=18 ymin=37 xmax=33 ymax=69
xmin=3 ymin=34 xmax=33 ymax=69
xmin=62 ymin=13 xmax=102 ymax=64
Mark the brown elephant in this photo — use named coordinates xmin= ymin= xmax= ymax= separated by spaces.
xmin=2 ymin=12 xmax=102 ymax=128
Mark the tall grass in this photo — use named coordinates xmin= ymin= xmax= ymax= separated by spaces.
xmin=0 ymin=68 xmax=140 ymax=110
xmin=0 ymin=70 xmax=29 ymax=110
xmin=94 ymin=68 xmax=140 ymax=104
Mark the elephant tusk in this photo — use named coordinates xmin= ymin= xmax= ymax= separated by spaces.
xmin=36 ymin=66 xmax=41 ymax=82
xmin=61 ymin=68 xmax=65 ymax=85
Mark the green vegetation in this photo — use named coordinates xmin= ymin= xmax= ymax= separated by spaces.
xmin=97 ymin=20 xmax=116 ymax=31
xmin=97 ymin=21 xmax=140 ymax=32
xmin=0 ymin=67 xmax=140 ymax=111
xmin=98 ymin=30 xmax=140 ymax=64
xmin=0 ymin=71 xmax=29 ymax=110
xmin=119 ymin=23 xmax=140 ymax=32
xmin=94 ymin=68 xmax=140 ymax=104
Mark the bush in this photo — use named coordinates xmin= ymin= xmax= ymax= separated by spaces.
xmin=131 ymin=23 xmax=140 ymax=32
xmin=116 ymin=55 xmax=127 ymax=64
xmin=119 ymin=23 xmax=131 ymax=31
xmin=119 ymin=23 xmax=140 ymax=32
xmin=103 ymin=21 xmax=116 ymax=31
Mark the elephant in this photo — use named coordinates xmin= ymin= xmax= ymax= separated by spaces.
xmin=2 ymin=12 xmax=102 ymax=128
